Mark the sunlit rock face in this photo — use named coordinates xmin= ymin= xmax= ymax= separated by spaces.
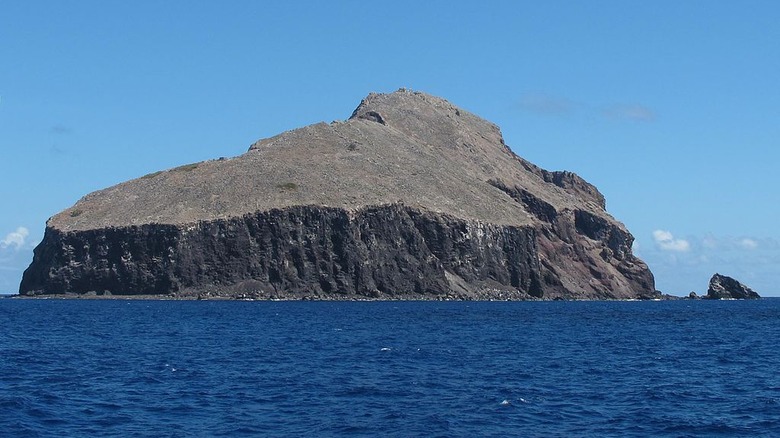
xmin=706 ymin=274 xmax=760 ymax=300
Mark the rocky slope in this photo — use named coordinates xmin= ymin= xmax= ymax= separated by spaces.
xmin=20 ymin=89 xmax=656 ymax=299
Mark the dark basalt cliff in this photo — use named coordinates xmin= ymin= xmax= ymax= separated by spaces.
xmin=20 ymin=90 xmax=656 ymax=299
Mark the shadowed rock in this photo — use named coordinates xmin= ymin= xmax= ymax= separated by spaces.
xmin=706 ymin=273 xmax=760 ymax=299
xmin=20 ymin=89 xmax=656 ymax=300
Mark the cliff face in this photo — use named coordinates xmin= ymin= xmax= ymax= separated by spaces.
xmin=20 ymin=90 xmax=656 ymax=299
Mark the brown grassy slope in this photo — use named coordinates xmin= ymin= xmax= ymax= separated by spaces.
xmin=49 ymin=89 xmax=612 ymax=233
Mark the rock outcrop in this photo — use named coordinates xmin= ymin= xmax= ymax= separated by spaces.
xmin=706 ymin=273 xmax=760 ymax=299
xmin=20 ymin=89 xmax=656 ymax=300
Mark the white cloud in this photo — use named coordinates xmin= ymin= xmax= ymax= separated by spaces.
xmin=739 ymin=238 xmax=758 ymax=250
xmin=652 ymin=229 xmax=690 ymax=252
xmin=1 ymin=227 xmax=30 ymax=250
xmin=702 ymin=235 xmax=718 ymax=249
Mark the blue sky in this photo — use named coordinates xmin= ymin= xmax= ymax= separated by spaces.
xmin=2 ymin=1 xmax=778 ymax=296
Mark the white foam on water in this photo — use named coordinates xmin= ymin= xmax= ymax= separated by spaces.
xmin=380 ymin=347 xmax=392 ymax=352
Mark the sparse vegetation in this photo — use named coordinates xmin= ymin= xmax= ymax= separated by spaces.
xmin=140 ymin=170 xmax=163 ymax=180
xmin=347 ymin=142 xmax=358 ymax=151
xmin=277 ymin=182 xmax=298 ymax=191
xmin=70 ymin=209 xmax=83 ymax=217
xmin=172 ymin=163 xmax=199 ymax=172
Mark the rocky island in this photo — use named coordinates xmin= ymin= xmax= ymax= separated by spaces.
xmin=20 ymin=90 xmax=656 ymax=300
xmin=706 ymin=273 xmax=760 ymax=299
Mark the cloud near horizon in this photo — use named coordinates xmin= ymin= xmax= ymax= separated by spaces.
xmin=1 ymin=227 xmax=30 ymax=250
xmin=739 ymin=238 xmax=759 ymax=250
xmin=698 ymin=234 xmax=772 ymax=251
xmin=652 ymin=230 xmax=690 ymax=252
xmin=517 ymin=92 xmax=656 ymax=122
xmin=642 ymin=233 xmax=780 ymax=296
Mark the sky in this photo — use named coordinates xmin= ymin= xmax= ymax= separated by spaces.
xmin=2 ymin=1 xmax=779 ymax=296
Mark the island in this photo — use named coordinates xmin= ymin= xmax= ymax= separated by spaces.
xmin=20 ymin=89 xmax=657 ymax=300
xmin=705 ymin=273 xmax=760 ymax=299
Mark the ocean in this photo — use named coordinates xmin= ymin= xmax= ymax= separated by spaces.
xmin=1 ymin=298 xmax=779 ymax=437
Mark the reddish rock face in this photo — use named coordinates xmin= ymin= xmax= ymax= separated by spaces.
xmin=21 ymin=90 xmax=656 ymax=300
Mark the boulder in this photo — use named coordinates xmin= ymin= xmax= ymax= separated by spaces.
xmin=706 ymin=273 xmax=760 ymax=299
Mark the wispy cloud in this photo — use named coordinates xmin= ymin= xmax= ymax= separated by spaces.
xmin=50 ymin=124 xmax=72 ymax=135
xmin=696 ymin=235 xmax=772 ymax=251
xmin=631 ymin=240 xmax=641 ymax=256
xmin=602 ymin=104 xmax=656 ymax=122
xmin=652 ymin=230 xmax=690 ymax=252
xmin=517 ymin=93 xmax=575 ymax=115
xmin=739 ymin=238 xmax=759 ymax=250
xmin=1 ymin=227 xmax=30 ymax=250
xmin=517 ymin=92 xmax=656 ymax=123
xmin=701 ymin=234 xmax=718 ymax=249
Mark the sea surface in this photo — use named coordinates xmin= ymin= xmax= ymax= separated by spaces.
xmin=1 ymin=298 xmax=779 ymax=437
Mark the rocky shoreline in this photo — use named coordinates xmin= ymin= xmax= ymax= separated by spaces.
xmin=12 ymin=289 xmax=676 ymax=301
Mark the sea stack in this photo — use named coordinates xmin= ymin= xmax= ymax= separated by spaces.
xmin=706 ymin=273 xmax=760 ymax=299
xmin=20 ymin=90 xmax=656 ymax=300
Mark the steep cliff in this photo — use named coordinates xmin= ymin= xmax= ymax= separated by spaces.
xmin=20 ymin=89 xmax=656 ymax=299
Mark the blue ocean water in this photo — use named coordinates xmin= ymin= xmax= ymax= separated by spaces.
xmin=1 ymin=299 xmax=779 ymax=437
